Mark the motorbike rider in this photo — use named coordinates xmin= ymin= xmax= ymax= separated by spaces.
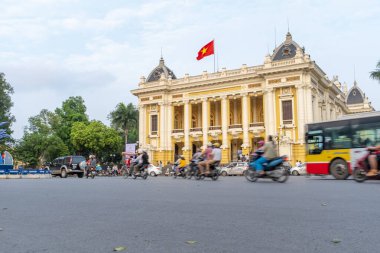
xmin=175 ymin=155 xmax=187 ymax=175
xmin=255 ymin=135 xmax=278 ymax=175
xmin=249 ymin=140 xmax=265 ymax=169
xmin=366 ymin=145 xmax=380 ymax=176
xmin=134 ymin=150 xmax=150 ymax=175
xmin=198 ymin=143 xmax=213 ymax=175
xmin=199 ymin=142 xmax=221 ymax=175
xmin=87 ymin=155 xmax=97 ymax=177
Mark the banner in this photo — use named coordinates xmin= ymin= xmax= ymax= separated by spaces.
xmin=124 ymin=144 xmax=136 ymax=155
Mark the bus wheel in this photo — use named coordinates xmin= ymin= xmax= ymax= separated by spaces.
xmin=330 ymin=159 xmax=349 ymax=180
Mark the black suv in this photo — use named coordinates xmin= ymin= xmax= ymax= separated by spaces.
xmin=47 ymin=156 xmax=86 ymax=178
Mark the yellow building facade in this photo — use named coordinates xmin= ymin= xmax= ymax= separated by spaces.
xmin=131 ymin=33 xmax=372 ymax=164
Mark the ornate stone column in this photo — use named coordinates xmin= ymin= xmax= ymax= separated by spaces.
xmin=202 ymin=98 xmax=209 ymax=146
xmin=166 ymin=103 xmax=173 ymax=152
xmin=305 ymin=86 xmax=313 ymax=123
xmin=296 ymin=84 xmax=305 ymax=143
xmin=221 ymin=95 xmax=229 ymax=163
xmin=138 ymin=104 xmax=146 ymax=148
xmin=221 ymin=96 xmax=228 ymax=148
xmin=263 ymin=87 xmax=275 ymax=135
xmin=241 ymin=93 xmax=249 ymax=153
xmin=159 ymin=102 xmax=166 ymax=150
xmin=184 ymin=100 xmax=190 ymax=151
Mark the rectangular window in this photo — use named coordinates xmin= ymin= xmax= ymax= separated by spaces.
xmin=352 ymin=123 xmax=380 ymax=148
xmin=282 ymin=100 xmax=293 ymax=123
xmin=306 ymin=130 xmax=323 ymax=155
xmin=324 ymin=126 xmax=351 ymax=150
xmin=151 ymin=115 xmax=158 ymax=135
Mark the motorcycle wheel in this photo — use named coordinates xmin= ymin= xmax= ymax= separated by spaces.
xmin=186 ymin=171 xmax=192 ymax=179
xmin=173 ymin=173 xmax=177 ymax=179
xmin=91 ymin=173 xmax=95 ymax=179
xmin=142 ymin=172 xmax=148 ymax=180
xmin=212 ymin=173 xmax=219 ymax=181
xmin=353 ymin=168 xmax=367 ymax=183
xmin=245 ymin=169 xmax=258 ymax=182
xmin=131 ymin=173 xmax=137 ymax=179
xmin=195 ymin=173 xmax=203 ymax=180
xmin=275 ymin=166 xmax=288 ymax=183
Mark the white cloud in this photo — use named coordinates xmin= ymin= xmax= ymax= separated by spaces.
xmin=1 ymin=0 xmax=379 ymax=140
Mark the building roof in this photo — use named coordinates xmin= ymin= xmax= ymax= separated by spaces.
xmin=272 ymin=32 xmax=303 ymax=61
xmin=146 ymin=57 xmax=177 ymax=82
xmin=346 ymin=81 xmax=365 ymax=105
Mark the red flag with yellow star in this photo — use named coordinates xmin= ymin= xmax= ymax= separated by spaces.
xmin=196 ymin=40 xmax=214 ymax=60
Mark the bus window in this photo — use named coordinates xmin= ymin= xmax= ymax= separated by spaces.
xmin=307 ymin=130 xmax=323 ymax=154
xmin=352 ymin=123 xmax=380 ymax=148
xmin=324 ymin=126 xmax=351 ymax=149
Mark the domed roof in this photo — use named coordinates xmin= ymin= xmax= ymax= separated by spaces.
xmin=272 ymin=32 xmax=303 ymax=61
xmin=346 ymin=81 xmax=365 ymax=105
xmin=146 ymin=57 xmax=177 ymax=82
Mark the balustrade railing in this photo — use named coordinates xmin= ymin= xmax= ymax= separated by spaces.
xmin=190 ymin=127 xmax=202 ymax=132
xmin=209 ymin=126 xmax=222 ymax=131
xmin=249 ymin=122 xmax=264 ymax=127
xmin=172 ymin=129 xmax=184 ymax=134
xmin=228 ymin=124 xmax=242 ymax=129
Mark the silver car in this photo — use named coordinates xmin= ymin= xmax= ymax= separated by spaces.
xmin=219 ymin=162 xmax=248 ymax=176
xmin=290 ymin=165 xmax=307 ymax=176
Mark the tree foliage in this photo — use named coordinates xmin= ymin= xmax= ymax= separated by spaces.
xmin=0 ymin=73 xmax=15 ymax=141
xmin=71 ymin=121 xmax=122 ymax=159
xmin=108 ymin=102 xmax=138 ymax=144
xmin=15 ymin=133 xmax=68 ymax=167
xmin=370 ymin=60 xmax=380 ymax=83
xmin=55 ymin=96 xmax=89 ymax=153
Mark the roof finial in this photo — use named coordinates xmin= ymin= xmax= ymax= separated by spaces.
xmin=160 ymin=47 xmax=163 ymax=59
xmin=287 ymin=18 xmax=290 ymax=33
xmin=274 ymin=26 xmax=277 ymax=48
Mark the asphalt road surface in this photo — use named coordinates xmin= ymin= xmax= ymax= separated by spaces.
xmin=0 ymin=175 xmax=379 ymax=253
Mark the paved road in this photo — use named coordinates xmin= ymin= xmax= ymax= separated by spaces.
xmin=0 ymin=176 xmax=379 ymax=253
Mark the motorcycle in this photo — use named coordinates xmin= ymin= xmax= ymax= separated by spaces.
xmin=86 ymin=167 xmax=96 ymax=179
xmin=195 ymin=162 xmax=220 ymax=181
xmin=245 ymin=150 xmax=289 ymax=183
xmin=186 ymin=159 xmax=200 ymax=179
xmin=353 ymin=150 xmax=380 ymax=183
xmin=173 ymin=165 xmax=187 ymax=179
xmin=131 ymin=164 xmax=149 ymax=180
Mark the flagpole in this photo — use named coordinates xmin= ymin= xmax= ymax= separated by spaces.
xmin=213 ymin=39 xmax=216 ymax=73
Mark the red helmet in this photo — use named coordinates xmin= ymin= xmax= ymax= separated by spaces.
xmin=258 ymin=141 xmax=265 ymax=147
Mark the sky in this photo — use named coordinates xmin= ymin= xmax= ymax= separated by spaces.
xmin=1 ymin=0 xmax=379 ymax=139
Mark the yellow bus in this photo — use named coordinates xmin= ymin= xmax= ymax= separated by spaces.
xmin=305 ymin=111 xmax=380 ymax=179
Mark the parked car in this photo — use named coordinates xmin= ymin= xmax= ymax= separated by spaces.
xmin=147 ymin=164 xmax=162 ymax=177
xmin=46 ymin=156 xmax=86 ymax=178
xmin=290 ymin=164 xmax=307 ymax=176
xmin=219 ymin=162 xmax=248 ymax=176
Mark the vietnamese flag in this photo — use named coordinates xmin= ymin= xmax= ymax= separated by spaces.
xmin=196 ymin=40 xmax=214 ymax=60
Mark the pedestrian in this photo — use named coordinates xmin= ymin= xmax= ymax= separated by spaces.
xmin=159 ymin=161 xmax=163 ymax=171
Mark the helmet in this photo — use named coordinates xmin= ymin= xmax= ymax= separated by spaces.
xmin=258 ymin=141 xmax=265 ymax=147
xmin=180 ymin=155 xmax=185 ymax=159
xmin=137 ymin=149 xmax=143 ymax=154
xmin=207 ymin=142 xmax=213 ymax=147
xmin=213 ymin=142 xmax=220 ymax=148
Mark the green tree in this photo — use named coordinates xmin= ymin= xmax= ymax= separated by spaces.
xmin=108 ymin=102 xmax=138 ymax=144
xmin=14 ymin=132 xmax=68 ymax=167
xmin=55 ymin=96 xmax=89 ymax=152
xmin=0 ymin=73 xmax=15 ymax=141
xmin=370 ymin=60 xmax=380 ymax=82
xmin=71 ymin=120 xmax=122 ymax=161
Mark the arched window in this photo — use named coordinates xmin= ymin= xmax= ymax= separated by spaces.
xmin=210 ymin=114 xmax=215 ymax=126
xmin=192 ymin=114 xmax=197 ymax=128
